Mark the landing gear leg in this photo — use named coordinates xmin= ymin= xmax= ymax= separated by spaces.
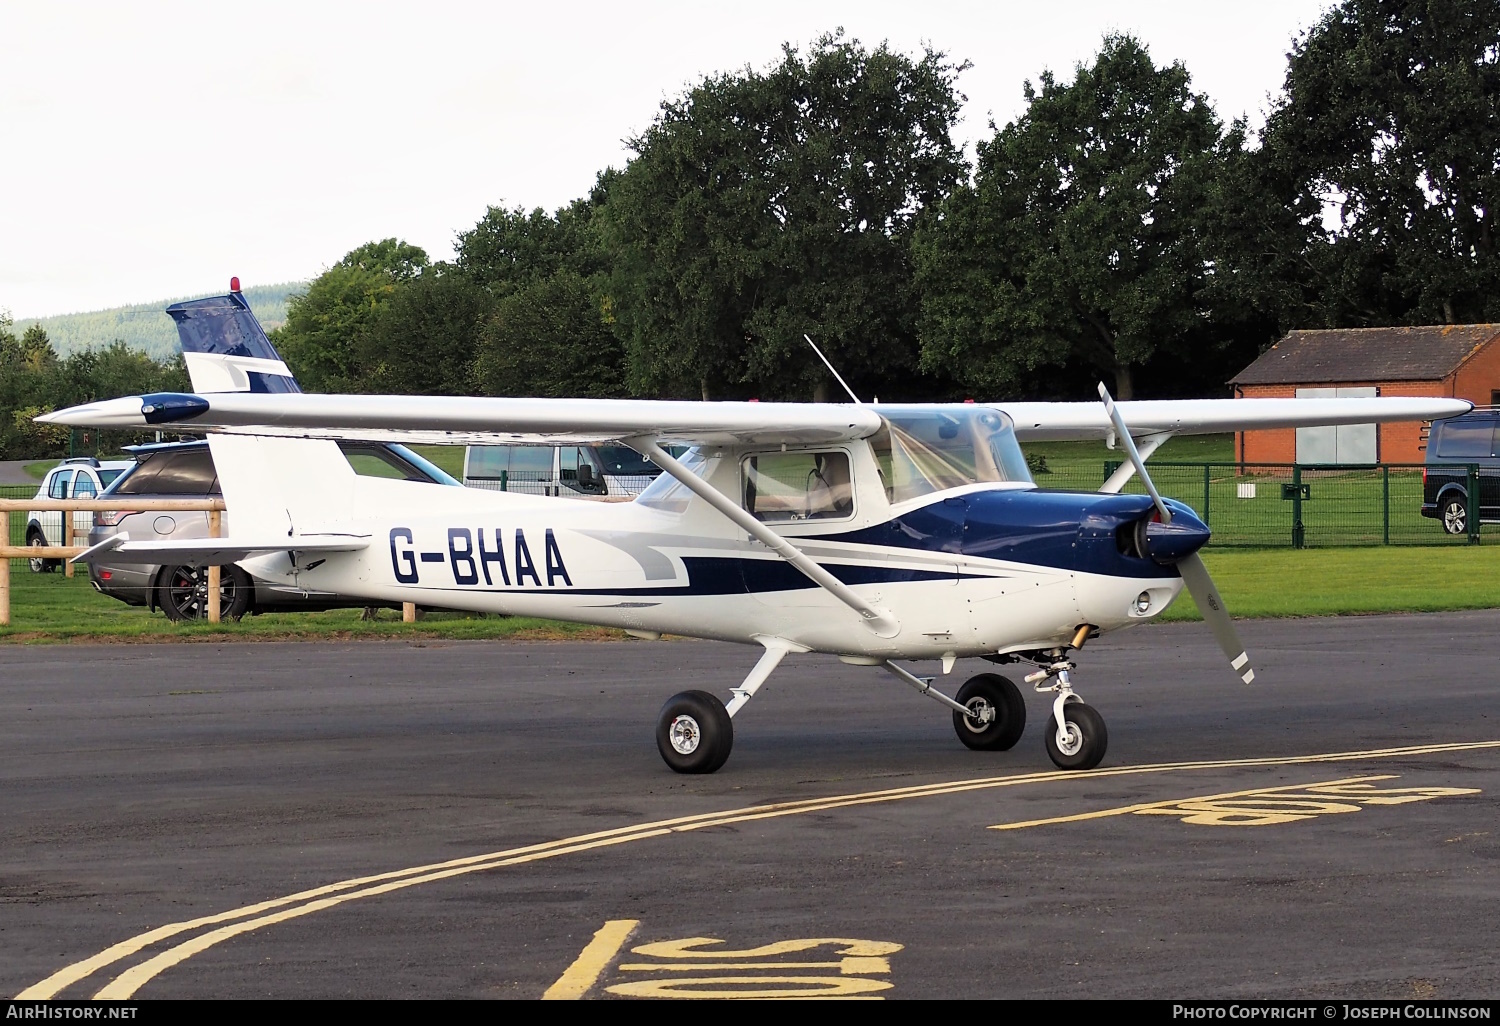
xmin=1026 ymin=653 xmax=1108 ymax=771
xmin=655 ymin=638 xmax=802 ymax=774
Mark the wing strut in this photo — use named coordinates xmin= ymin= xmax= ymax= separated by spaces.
xmin=1100 ymin=432 xmax=1172 ymax=494
xmin=629 ymin=437 xmax=900 ymax=638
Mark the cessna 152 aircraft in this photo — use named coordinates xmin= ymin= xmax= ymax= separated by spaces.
xmin=44 ymin=285 xmax=1471 ymax=774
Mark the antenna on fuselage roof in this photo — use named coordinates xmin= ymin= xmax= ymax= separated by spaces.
xmin=804 ymin=334 xmax=864 ymax=405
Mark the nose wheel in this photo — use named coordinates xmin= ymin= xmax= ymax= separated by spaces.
xmin=1044 ymin=701 xmax=1108 ymax=770
xmin=1026 ymin=654 xmax=1109 ymax=771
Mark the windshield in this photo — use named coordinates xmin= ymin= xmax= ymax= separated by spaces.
xmin=635 ymin=448 xmax=711 ymax=513
xmin=99 ymin=469 xmax=125 ymax=487
xmin=384 ymin=444 xmax=461 ymax=486
xmin=869 ymin=406 xmax=1032 ymax=504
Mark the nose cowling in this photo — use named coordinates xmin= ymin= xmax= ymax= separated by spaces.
xmin=1140 ymin=501 xmax=1211 ymax=565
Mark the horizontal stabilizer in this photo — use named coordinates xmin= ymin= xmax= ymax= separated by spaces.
xmin=72 ymin=533 xmax=370 ymax=566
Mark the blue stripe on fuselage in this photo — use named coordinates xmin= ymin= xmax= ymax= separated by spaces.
xmin=813 ymin=489 xmax=1183 ymax=580
xmin=421 ymin=557 xmax=977 ymax=597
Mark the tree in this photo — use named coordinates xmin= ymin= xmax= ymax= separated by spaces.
xmin=457 ymin=197 xmax=607 ymax=294
xmin=472 ymin=270 xmax=625 ymax=397
xmin=0 ymin=312 xmax=20 ymax=367
xmin=1260 ymin=0 xmax=1500 ymax=327
xmin=271 ymin=239 xmax=428 ymax=392
xmin=358 ymin=266 xmax=491 ymax=395
xmin=915 ymin=35 xmax=1229 ymax=399
xmin=602 ymin=32 xmax=967 ymax=400
xmin=20 ymin=324 xmax=57 ymax=372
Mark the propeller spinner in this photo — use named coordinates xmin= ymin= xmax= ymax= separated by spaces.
xmin=1098 ymin=383 xmax=1255 ymax=684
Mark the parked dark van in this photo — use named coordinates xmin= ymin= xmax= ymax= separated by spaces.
xmin=1421 ymin=408 xmax=1500 ymax=534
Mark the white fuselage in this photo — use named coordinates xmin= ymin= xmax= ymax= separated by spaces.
xmin=236 ymin=442 xmax=1183 ymax=661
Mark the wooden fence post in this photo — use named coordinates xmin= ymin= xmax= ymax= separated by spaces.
xmin=63 ymin=511 xmax=74 ymax=578
xmin=403 ymin=602 xmax=416 ymax=623
xmin=0 ymin=511 xmax=10 ymax=627
xmin=207 ymin=509 xmax=221 ymax=623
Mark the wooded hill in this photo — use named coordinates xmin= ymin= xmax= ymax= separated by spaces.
xmin=12 ymin=282 xmax=302 ymax=361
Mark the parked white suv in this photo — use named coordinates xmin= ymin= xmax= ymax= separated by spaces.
xmin=27 ymin=457 xmax=134 ymax=572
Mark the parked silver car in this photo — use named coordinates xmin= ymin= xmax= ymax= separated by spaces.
xmin=88 ymin=440 xmax=459 ymax=620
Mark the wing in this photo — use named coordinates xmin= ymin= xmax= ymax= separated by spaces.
xmin=38 ymin=391 xmax=1470 ymax=445
xmin=38 ymin=393 xmax=883 ymax=446
xmin=994 ymin=396 xmax=1472 ymax=441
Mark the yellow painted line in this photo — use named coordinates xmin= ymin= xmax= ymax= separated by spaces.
xmin=604 ymin=976 xmax=893 ymax=999
xmin=92 ymin=832 xmax=671 ymax=1000
xmin=543 ymin=920 xmax=640 ymax=1000
xmin=617 ymin=961 xmax=888 ymax=973
xmin=989 ymin=775 xmax=1394 ymax=831
xmin=21 ymin=737 xmax=1500 ymax=1000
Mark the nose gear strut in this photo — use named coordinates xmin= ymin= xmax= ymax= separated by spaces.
xmin=1020 ymin=627 xmax=1108 ymax=770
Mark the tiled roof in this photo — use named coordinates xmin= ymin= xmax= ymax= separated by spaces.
xmin=1229 ymin=325 xmax=1500 ymax=385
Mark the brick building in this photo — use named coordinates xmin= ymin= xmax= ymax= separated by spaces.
xmin=1229 ymin=325 xmax=1500 ymax=464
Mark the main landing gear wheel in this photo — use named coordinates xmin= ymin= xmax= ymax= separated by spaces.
xmin=951 ymin=673 xmax=1027 ymax=751
xmin=656 ymin=690 xmax=734 ymax=774
xmin=1045 ymin=701 xmax=1108 ymax=771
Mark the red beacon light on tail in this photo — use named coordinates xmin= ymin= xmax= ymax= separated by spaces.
xmin=230 ymin=276 xmax=241 ymax=293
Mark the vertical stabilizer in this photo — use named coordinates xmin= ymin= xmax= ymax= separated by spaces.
xmin=168 ymin=287 xmax=301 ymax=395
xmin=168 ymin=284 xmax=355 ymax=533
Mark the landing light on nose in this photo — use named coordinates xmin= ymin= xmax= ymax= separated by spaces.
xmin=1136 ymin=591 xmax=1151 ymax=613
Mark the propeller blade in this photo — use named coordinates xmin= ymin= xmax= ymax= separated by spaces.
xmin=1096 ymin=383 xmax=1254 ymax=685
xmin=1097 ymin=383 xmax=1172 ymax=524
xmin=1177 ymin=552 xmax=1254 ymax=683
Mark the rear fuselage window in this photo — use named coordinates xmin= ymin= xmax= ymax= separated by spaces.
xmin=742 ymin=451 xmax=854 ymax=522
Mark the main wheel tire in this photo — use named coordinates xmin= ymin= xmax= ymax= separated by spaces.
xmin=656 ymin=690 xmax=733 ymax=774
xmin=1044 ymin=701 xmax=1108 ymax=771
xmin=1442 ymin=496 xmax=1468 ymax=535
xmin=26 ymin=529 xmax=57 ymax=573
xmin=159 ymin=564 xmax=252 ymax=622
xmin=951 ymin=673 xmax=1027 ymax=751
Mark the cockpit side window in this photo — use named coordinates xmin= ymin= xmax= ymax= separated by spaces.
xmin=870 ymin=407 xmax=1032 ymax=503
xmin=742 ymin=451 xmax=854 ymax=522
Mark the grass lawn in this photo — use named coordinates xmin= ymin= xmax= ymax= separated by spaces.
xmin=0 ymin=569 xmax=621 ymax=643
xmin=410 ymin=444 xmax=467 ymax=479
xmin=4 ymin=543 xmax=1499 ymax=642
xmin=1162 ymin=545 xmax=1500 ymax=620
xmin=1027 ymin=432 xmax=1235 ymax=468
xmin=23 ymin=460 xmax=58 ymax=480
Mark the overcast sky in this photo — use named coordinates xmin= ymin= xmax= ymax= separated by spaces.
xmin=0 ymin=1 xmax=1330 ymax=319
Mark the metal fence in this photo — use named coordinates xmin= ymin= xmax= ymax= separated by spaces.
xmin=1036 ymin=461 xmax=1477 ymax=548
xmin=5 ymin=462 xmax=1479 ymax=565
